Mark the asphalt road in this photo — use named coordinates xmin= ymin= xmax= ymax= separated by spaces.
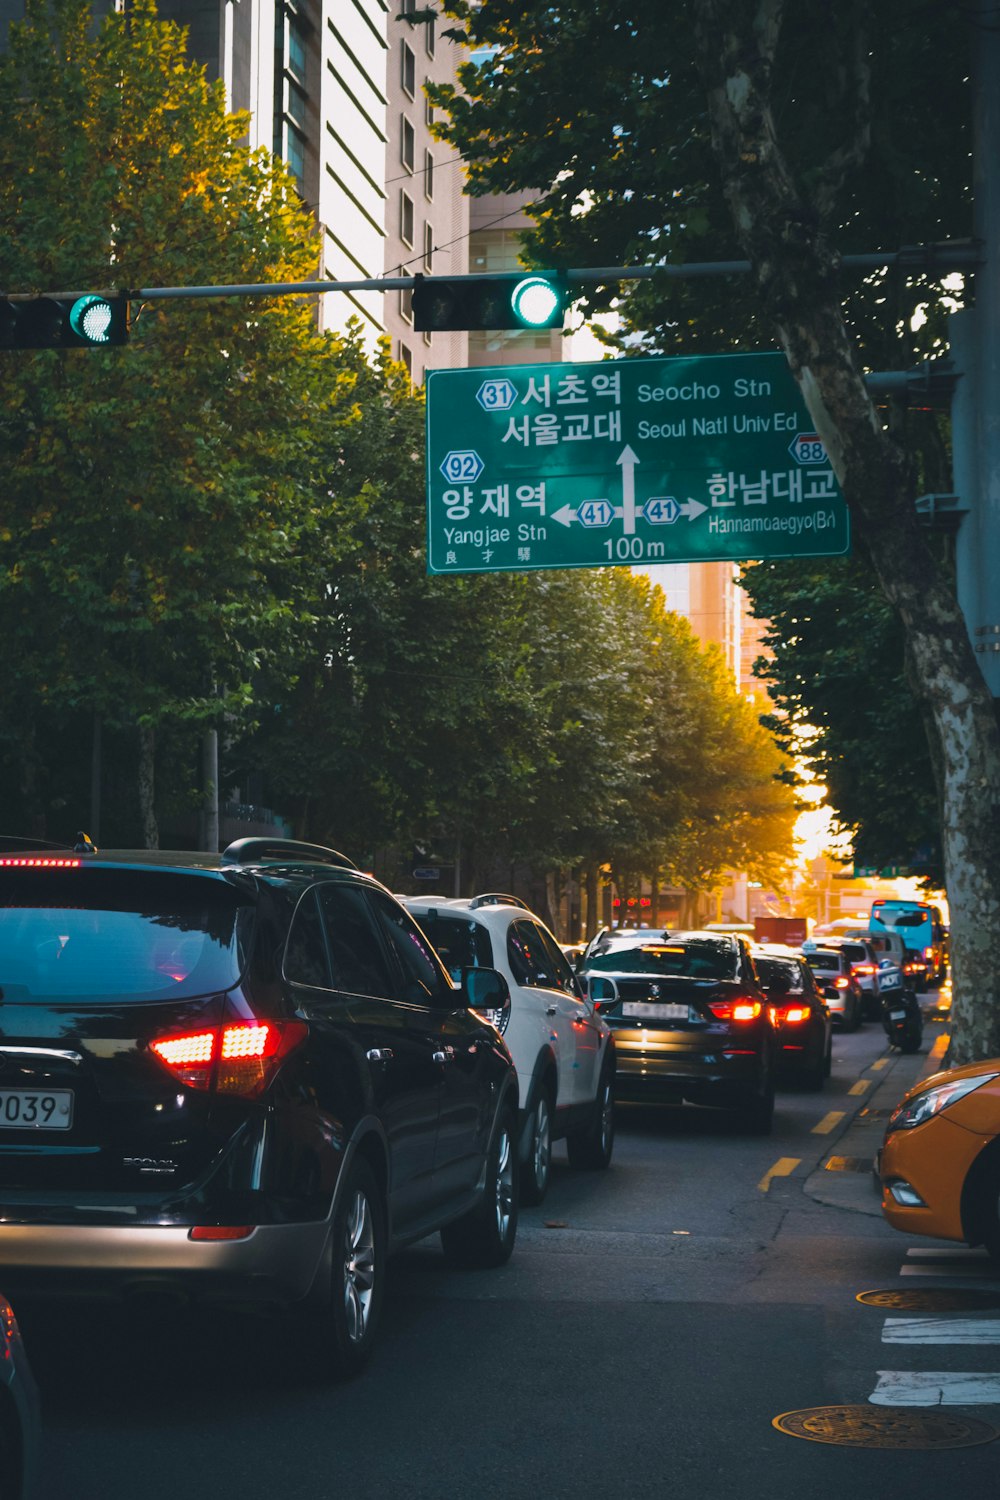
xmin=24 ymin=1003 xmax=1000 ymax=1499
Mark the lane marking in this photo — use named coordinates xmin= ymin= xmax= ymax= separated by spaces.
xmin=928 ymin=1034 xmax=949 ymax=1061
xmin=849 ymin=1079 xmax=871 ymax=1095
xmin=812 ymin=1111 xmax=845 ymax=1135
xmin=882 ymin=1317 xmax=1000 ymax=1345
xmin=871 ymin=1058 xmax=889 ymax=1071
xmin=758 ymin=1156 xmax=801 ymax=1193
xmin=870 ymin=1370 xmax=1000 ymax=1405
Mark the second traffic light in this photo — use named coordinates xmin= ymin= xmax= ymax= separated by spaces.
xmin=0 ymin=294 xmax=129 ymax=349
xmin=412 ymin=273 xmax=566 ymax=333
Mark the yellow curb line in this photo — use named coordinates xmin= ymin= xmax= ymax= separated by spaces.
xmin=758 ymin=1156 xmax=801 ymax=1193
xmin=812 ymin=1111 xmax=845 ymax=1135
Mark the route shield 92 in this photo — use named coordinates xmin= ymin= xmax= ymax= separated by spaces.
xmin=424 ymin=351 xmax=851 ymax=575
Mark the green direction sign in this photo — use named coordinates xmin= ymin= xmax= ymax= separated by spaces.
xmin=425 ymin=351 xmax=850 ymax=575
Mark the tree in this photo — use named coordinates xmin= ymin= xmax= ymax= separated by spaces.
xmin=741 ymin=554 xmax=943 ymax=883
xmin=427 ymin=0 xmax=1000 ymax=1062
xmin=0 ymin=0 xmax=336 ymax=843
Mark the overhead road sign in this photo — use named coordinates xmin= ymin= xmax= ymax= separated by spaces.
xmin=425 ymin=352 xmax=851 ymax=575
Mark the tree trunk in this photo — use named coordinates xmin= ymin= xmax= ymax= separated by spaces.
xmin=692 ymin=0 xmax=1000 ymax=1061
xmin=137 ymin=725 xmax=159 ymax=850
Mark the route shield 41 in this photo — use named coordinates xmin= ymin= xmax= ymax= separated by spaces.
xmin=424 ymin=351 xmax=850 ymax=575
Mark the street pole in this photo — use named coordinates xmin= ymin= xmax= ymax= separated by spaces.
xmin=953 ymin=0 xmax=1000 ymax=696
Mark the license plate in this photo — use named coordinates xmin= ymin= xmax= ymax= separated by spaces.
xmin=622 ymin=1001 xmax=690 ymax=1021
xmin=0 ymin=1089 xmax=73 ymax=1129
xmin=889 ymin=1009 xmax=906 ymax=1021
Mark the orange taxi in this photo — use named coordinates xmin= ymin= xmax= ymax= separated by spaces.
xmin=879 ymin=1058 xmax=1000 ymax=1259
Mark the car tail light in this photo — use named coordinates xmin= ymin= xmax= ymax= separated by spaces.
xmin=782 ymin=1005 xmax=811 ymax=1023
xmin=924 ymin=946 xmax=934 ymax=960
xmin=834 ymin=977 xmax=850 ymax=989
xmin=854 ymin=964 xmax=875 ymax=975
xmin=150 ymin=1020 xmax=307 ymax=1097
xmin=189 ymin=1225 xmax=255 ymax=1241
xmin=0 ymin=856 xmax=81 ymax=867
xmin=708 ymin=998 xmax=763 ymax=1022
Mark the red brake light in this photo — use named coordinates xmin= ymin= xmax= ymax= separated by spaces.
xmin=708 ymin=998 xmax=762 ymax=1022
xmin=834 ymin=977 xmax=849 ymax=988
xmin=783 ymin=1006 xmax=811 ymax=1024
xmin=189 ymin=1225 xmax=255 ymax=1241
xmin=150 ymin=1020 xmax=307 ymax=1097
xmin=0 ymin=856 xmax=81 ymax=867
xmin=854 ymin=964 xmax=875 ymax=975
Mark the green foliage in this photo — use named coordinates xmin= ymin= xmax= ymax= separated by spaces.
xmin=0 ymin=0 xmax=353 ymax=831
xmin=426 ymin=0 xmax=970 ymax=868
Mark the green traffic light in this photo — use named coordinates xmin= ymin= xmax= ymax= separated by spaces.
xmin=68 ymin=295 xmax=116 ymax=345
xmin=510 ymin=275 xmax=563 ymax=328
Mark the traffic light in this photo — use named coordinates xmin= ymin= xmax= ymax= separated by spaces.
xmin=0 ymin=293 xmax=129 ymax=349
xmin=412 ymin=273 xmax=566 ymax=332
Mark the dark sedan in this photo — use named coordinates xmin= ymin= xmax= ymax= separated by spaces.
xmin=752 ymin=946 xmax=832 ymax=1090
xmin=579 ymin=929 xmax=776 ymax=1132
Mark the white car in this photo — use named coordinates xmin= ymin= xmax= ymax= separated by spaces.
xmin=404 ymin=894 xmax=615 ymax=1205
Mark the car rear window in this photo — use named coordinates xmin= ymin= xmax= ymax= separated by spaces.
xmin=841 ymin=944 xmax=868 ymax=962
xmin=756 ymin=957 xmax=805 ymax=992
xmin=0 ymin=869 xmax=252 ymax=1000
xmin=585 ymin=938 xmax=738 ymax=980
xmin=805 ymin=951 xmax=841 ymax=973
xmin=410 ymin=912 xmax=494 ymax=979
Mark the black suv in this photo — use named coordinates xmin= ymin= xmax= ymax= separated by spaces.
xmin=0 ymin=839 xmax=519 ymax=1375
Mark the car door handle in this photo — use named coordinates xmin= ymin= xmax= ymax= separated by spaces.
xmin=366 ymin=1048 xmax=394 ymax=1063
xmin=546 ymin=1005 xmax=558 ymax=1016
xmin=433 ymin=1046 xmax=456 ymax=1064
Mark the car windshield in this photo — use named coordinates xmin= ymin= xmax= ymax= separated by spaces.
xmin=410 ymin=912 xmax=494 ymax=980
xmin=585 ymin=937 xmax=738 ymax=980
xmin=0 ymin=869 xmax=253 ymax=1000
xmin=805 ymin=952 xmax=841 ymax=973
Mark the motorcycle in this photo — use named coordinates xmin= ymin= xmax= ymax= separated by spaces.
xmin=877 ymin=959 xmax=923 ymax=1053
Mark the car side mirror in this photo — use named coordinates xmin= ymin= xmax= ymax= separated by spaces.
xmin=586 ymin=976 xmax=619 ymax=1011
xmin=462 ymin=967 xmax=509 ymax=1011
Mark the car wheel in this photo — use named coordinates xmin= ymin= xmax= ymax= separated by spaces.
xmin=441 ymin=1106 xmax=518 ymax=1269
xmin=978 ymin=1162 xmax=1000 ymax=1264
xmin=520 ymin=1086 xmax=553 ymax=1206
xmin=846 ymin=994 xmax=862 ymax=1032
xmin=802 ymin=1044 xmax=826 ymax=1092
xmin=732 ymin=1071 xmax=775 ymax=1134
xmin=301 ymin=1155 xmax=385 ymax=1379
xmin=567 ymin=1062 xmax=615 ymax=1171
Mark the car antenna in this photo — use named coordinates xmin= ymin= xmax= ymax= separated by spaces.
xmin=74 ymin=831 xmax=97 ymax=854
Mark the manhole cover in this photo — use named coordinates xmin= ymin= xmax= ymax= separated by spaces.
xmin=858 ymin=1287 xmax=1000 ymax=1310
xmin=773 ymin=1405 xmax=999 ymax=1449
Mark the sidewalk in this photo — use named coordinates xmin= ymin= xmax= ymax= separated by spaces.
xmin=802 ymin=1002 xmax=951 ymax=1218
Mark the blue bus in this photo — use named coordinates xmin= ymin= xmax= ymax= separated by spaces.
xmin=869 ymin=900 xmax=947 ymax=988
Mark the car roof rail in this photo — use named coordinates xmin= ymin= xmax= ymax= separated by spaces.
xmin=468 ymin=892 xmax=530 ymax=911
xmin=221 ymin=837 xmax=357 ymax=870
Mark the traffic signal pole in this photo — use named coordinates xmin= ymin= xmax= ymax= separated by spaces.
xmin=952 ymin=0 xmax=1000 ymax=697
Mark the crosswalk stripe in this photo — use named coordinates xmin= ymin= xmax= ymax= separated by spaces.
xmin=882 ymin=1317 xmax=1000 ymax=1344
xmin=870 ymin=1370 xmax=1000 ymax=1405
xmin=900 ymin=1263 xmax=1000 ymax=1279
xmin=905 ymin=1246 xmax=991 ymax=1259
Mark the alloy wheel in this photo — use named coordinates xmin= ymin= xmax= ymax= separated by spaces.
xmin=342 ymin=1188 xmax=376 ymax=1344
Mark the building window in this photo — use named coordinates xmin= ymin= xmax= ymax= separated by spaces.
xmin=286 ymin=76 xmax=307 ymax=128
xmin=424 ymin=95 xmax=434 ymax=129
xmin=423 ymin=221 xmax=434 ymax=271
xmin=398 ymin=342 xmax=413 ymax=376
xmin=399 ymin=291 xmax=413 ymax=326
xmin=425 ymin=18 xmax=435 ymax=56
xmin=400 ymin=191 xmax=414 ymax=247
xmin=286 ymin=124 xmax=306 ymax=186
xmin=401 ymin=42 xmax=415 ymax=98
xmin=423 ymin=150 xmax=433 ymax=200
xmin=287 ymin=16 xmax=306 ymax=80
xmin=400 ymin=116 xmax=415 ymax=172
